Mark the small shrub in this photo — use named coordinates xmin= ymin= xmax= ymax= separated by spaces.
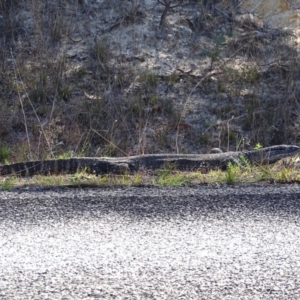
xmin=201 ymin=34 xmax=226 ymax=70
xmin=254 ymin=143 xmax=263 ymax=150
xmin=92 ymin=39 xmax=110 ymax=62
xmin=1 ymin=178 xmax=14 ymax=190
xmin=56 ymin=150 xmax=73 ymax=159
xmin=58 ymin=84 xmax=72 ymax=102
xmin=225 ymin=161 xmax=238 ymax=184
xmin=141 ymin=70 xmax=159 ymax=87
xmin=77 ymin=68 xmax=86 ymax=79
xmin=0 ymin=146 xmax=9 ymax=164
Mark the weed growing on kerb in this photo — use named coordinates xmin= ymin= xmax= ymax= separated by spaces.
xmin=225 ymin=160 xmax=245 ymax=184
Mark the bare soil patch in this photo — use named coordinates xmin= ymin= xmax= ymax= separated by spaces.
xmin=0 ymin=0 xmax=299 ymax=163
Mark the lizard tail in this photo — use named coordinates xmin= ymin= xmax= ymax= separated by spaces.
xmin=0 ymin=159 xmax=94 ymax=177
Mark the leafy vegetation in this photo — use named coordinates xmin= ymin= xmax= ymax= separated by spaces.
xmin=201 ymin=35 xmax=226 ymax=70
xmin=0 ymin=0 xmax=299 ymax=182
xmin=0 ymin=146 xmax=9 ymax=163
xmin=2 ymin=159 xmax=300 ymax=190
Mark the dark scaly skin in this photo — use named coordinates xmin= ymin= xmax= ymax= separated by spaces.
xmin=0 ymin=145 xmax=299 ymax=177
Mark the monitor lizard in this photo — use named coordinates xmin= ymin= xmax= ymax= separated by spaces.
xmin=0 ymin=145 xmax=299 ymax=177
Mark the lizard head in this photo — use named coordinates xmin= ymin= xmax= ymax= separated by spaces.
xmin=254 ymin=145 xmax=300 ymax=163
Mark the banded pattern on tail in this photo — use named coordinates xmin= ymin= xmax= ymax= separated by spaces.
xmin=0 ymin=158 xmax=98 ymax=177
xmin=1 ymin=145 xmax=299 ymax=177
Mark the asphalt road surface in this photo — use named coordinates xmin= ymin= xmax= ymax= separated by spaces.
xmin=1 ymin=183 xmax=300 ymax=299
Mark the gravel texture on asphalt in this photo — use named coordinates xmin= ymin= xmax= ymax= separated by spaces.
xmin=0 ymin=183 xmax=300 ymax=299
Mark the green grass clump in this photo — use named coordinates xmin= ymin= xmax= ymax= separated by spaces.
xmin=154 ymin=171 xmax=189 ymax=185
xmin=225 ymin=161 xmax=237 ymax=184
xmin=0 ymin=146 xmax=9 ymax=164
xmin=0 ymin=177 xmax=16 ymax=190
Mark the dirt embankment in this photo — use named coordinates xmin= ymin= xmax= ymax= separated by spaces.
xmin=0 ymin=0 xmax=299 ymax=163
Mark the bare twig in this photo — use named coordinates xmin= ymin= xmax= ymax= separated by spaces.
xmin=157 ymin=0 xmax=183 ymax=26
xmin=11 ymin=49 xmax=53 ymax=159
xmin=11 ymin=49 xmax=32 ymax=160
xmin=175 ymin=39 xmax=257 ymax=153
xmin=91 ymin=128 xmax=128 ymax=156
